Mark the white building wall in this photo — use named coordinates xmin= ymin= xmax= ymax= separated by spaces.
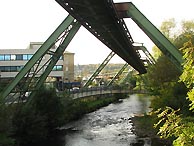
xmin=0 ymin=42 xmax=73 ymax=79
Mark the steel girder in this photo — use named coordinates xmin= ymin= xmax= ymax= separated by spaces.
xmin=83 ymin=51 xmax=115 ymax=88
xmin=115 ymin=2 xmax=183 ymax=71
xmin=134 ymin=45 xmax=156 ymax=65
xmin=107 ymin=63 xmax=128 ymax=86
xmin=0 ymin=15 xmax=81 ymax=103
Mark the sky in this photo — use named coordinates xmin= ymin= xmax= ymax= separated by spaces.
xmin=0 ymin=0 xmax=194 ymax=65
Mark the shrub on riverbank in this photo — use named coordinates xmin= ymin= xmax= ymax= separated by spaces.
xmin=0 ymin=105 xmax=15 ymax=146
xmin=12 ymin=86 xmax=65 ymax=145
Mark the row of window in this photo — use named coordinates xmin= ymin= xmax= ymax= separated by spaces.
xmin=0 ymin=54 xmax=63 ymax=61
xmin=0 ymin=54 xmax=33 ymax=61
xmin=0 ymin=65 xmax=63 ymax=72
xmin=0 ymin=66 xmax=23 ymax=72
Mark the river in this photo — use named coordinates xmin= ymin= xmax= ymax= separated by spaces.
xmin=61 ymin=94 xmax=153 ymax=146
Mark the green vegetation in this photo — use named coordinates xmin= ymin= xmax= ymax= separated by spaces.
xmin=140 ymin=19 xmax=194 ymax=145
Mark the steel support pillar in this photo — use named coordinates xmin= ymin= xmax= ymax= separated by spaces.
xmin=114 ymin=2 xmax=183 ymax=71
xmin=0 ymin=15 xmax=80 ymax=103
xmin=83 ymin=51 xmax=115 ymax=88
xmin=107 ymin=63 xmax=128 ymax=86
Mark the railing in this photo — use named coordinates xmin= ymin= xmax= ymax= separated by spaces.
xmin=69 ymin=86 xmax=148 ymax=99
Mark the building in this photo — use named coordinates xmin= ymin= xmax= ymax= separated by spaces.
xmin=0 ymin=42 xmax=74 ymax=82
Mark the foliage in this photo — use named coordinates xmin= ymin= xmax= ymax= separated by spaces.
xmin=0 ymin=105 xmax=16 ymax=146
xmin=120 ymin=71 xmax=137 ymax=89
xmin=144 ymin=55 xmax=180 ymax=96
xmin=145 ymin=19 xmax=194 ymax=145
xmin=181 ymin=20 xmax=194 ymax=33
xmin=154 ymin=107 xmax=194 ymax=146
xmin=160 ymin=18 xmax=176 ymax=39
xmin=174 ymin=32 xmax=194 ymax=49
xmin=152 ymin=45 xmax=162 ymax=59
xmin=12 ymin=105 xmax=48 ymax=145
xmin=180 ymin=38 xmax=194 ymax=110
xmin=12 ymin=86 xmax=65 ymax=145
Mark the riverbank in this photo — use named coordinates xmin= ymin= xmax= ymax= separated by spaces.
xmin=131 ymin=114 xmax=172 ymax=146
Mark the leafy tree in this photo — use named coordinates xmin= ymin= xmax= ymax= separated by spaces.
xmin=181 ymin=20 xmax=194 ymax=33
xmin=153 ymin=33 xmax=194 ymax=146
xmin=180 ymin=38 xmax=194 ymax=110
xmin=154 ymin=107 xmax=194 ymax=146
xmin=160 ymin=18 xmax=176 ymax=39
xmin=152 ymin=45 xmax=162 ymax=59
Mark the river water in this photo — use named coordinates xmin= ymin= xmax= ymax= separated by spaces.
xmin=61 ymin=94 xmax=153 ymax=146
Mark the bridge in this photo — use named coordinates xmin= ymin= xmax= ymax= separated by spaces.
xmin=0 ymin=0 xmax=183 ymax=103
xmin=62 ymin=87 xmax=147 ymax=99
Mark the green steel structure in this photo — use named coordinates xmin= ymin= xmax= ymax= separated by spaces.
xmin=56 ymin=0 xmax=147 ymax=74
xmin=0 ymin=15 xmax=81 ymax=103
xmin=0 ymin=1 xmax=184 ymax=102
xmin=114 ymin=2 xmax=183 ymax=70
xmin=107 ymin=63 xmax=129 ymax=86
xmin=83 ymin=51 xmax=115 ymax=88
xmin=134 ymin=45 xmax=156 ymax=65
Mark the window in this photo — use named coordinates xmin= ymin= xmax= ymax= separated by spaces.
xmin=52 ymin=65 xmax=63 ymax=71
xmin=11 ymin=55 xmax=16 ymax=60
xmin=0 ymin=55 xmax=4 ymax=61
xmin=16 ymin=54 xmax=23 ymax=60
xmin=0 ymin=66 xmax=4 ymax=71
xmin=57 ymin=65 xmax=63 ymax=71
xmin=0 ymin=54 xmax=33 ymax=61
xmin=10 ymin=66 xmax=17 ymax=72
xmin=0 ymin=66 xmax=23 ymax=72
xmin=17 ymin=66 xmax=23 ymax=71
xmin=28 ymin=54 xmax=33 ymax=60
xmin=23 ymin=55 xmax=28 ymax=60
xmin=4 ymin=66 xmax=10 ymax=72
xmin=52 ymin=66 xmax=57 ymax=71
xmin=4 ymin=55 xmax=11 ymax=60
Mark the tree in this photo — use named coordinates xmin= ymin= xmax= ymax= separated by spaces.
xmin=180 ymin=38 xmax=194 ymax=110
xmin=154 ymin=39 xmax=194 ymax=145
xmin=181 ymin=20 xmax=194 ymax=33
xmin=152 ymin=20 xmax=194 ymax=145
xmin=160 ymin=18 xmax=176 ymax=40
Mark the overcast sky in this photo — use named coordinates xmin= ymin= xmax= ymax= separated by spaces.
xmin=0 ymin=0 xmax=193 ymax=64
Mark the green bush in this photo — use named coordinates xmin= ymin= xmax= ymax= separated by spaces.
xmin=12 ymin=106 xmax=47 ymax=145
xmin=12 ymin=86 xmax=66 ymax=145
xmin=0 ymin=105 xmax=15 ymax=146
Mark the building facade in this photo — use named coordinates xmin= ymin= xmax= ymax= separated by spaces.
xmin=0 ymin=42 xmax=74 ymax=82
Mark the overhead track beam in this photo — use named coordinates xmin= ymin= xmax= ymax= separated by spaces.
xmin=115 ymin=2 xmax=183 ymax=71
xmin=56 ymin=0 xmax=147 ymax=74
